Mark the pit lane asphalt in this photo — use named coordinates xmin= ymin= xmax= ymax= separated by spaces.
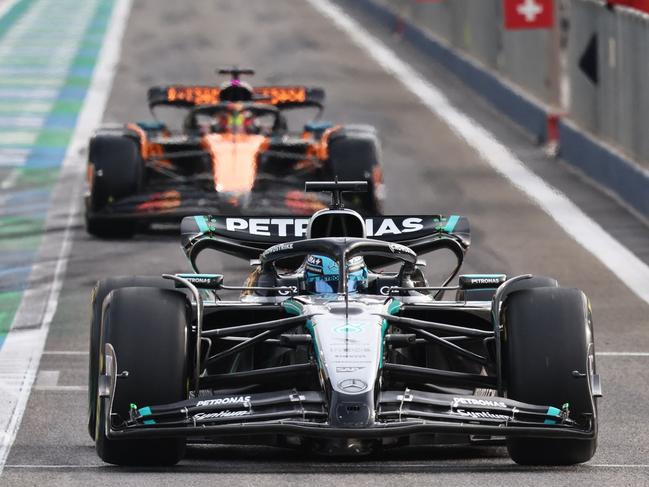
xmin=3 ymin=0 xmax=649 ymax=485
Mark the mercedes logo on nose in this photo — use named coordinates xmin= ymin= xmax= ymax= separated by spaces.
xmin=338 ymin=378 xmax=368 ymax=393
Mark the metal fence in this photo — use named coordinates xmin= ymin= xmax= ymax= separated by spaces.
xmin=570 ymin=0 xmax=649 ymax=166
xmin=371 ymin=0 xmax=558 ymax=105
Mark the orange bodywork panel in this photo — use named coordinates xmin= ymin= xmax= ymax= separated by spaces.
xmin=201 ymin=133 xmax=267 ymax=193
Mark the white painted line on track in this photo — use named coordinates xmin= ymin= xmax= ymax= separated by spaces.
xmin=4 ymin=465 xmax=105 ymax=469
xmin=41 ymin=350 xmax=88 ymax=356
xmin=308 ymin=0 xmax=649 ymax=306
xmin=1 ymin=463 xmax=649 ymax=470
xmin=33 ymin=385 xmax=87 ymax=392
xmin=0 ymin=0 xmax=132 ymax=476
xmin=597 ymin=352 xmax=649 ymax=357
xmin=34 ymin=370 xmax=58 ymax=388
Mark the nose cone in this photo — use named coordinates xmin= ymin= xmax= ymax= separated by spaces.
xmin=306 ymin=301 xmax=385 ymax=427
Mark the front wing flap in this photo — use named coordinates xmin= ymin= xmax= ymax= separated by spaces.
xmin=107 ymin=388 xmax=594 ymax=441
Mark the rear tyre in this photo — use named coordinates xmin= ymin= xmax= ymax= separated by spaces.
xmin=327 ymin=126 xmax=383 ymax=214
xmin=504 ymin=287 xmax=597 ymax=465
xmin=86 ymin=134 xmax=142 ymax=238
xmin=88 ymin=276 xmax=176 ymax=440
xmin=95 ymin=287 xmax=189 ymax=466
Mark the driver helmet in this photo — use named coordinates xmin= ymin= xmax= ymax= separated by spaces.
xmin=214 ymin=106 xmax=258 ymax=134
xmin=304 ymin=255 xmax=368 ymax=294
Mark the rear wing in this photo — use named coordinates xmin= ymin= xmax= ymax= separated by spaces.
xmin=181 ymin=215 xmax=470 ymax=270
xmin=147 ymin=85 xmax=325 ymax=110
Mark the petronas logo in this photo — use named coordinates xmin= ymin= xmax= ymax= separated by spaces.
xmin=334 ymin=323 xmax=363 ymax=334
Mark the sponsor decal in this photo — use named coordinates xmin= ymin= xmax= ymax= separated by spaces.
xmin=337 ymin=378 xmax=368 ymax=393
xmin=468 ymin=278 xmax=501 ymax=285
xmin=334 ymin=323 xmax=363 ymax=334
xmin=188 ymin=277 xmax=213 ymax=284
xmin=277 ymin=286 xmax=298 ymax=296
xmin=388 ymin=243 xmax=416 ymax=256
xmin=176 ymin=274 xmax=223 ymax=288
xmin=226 ymin=217 xmax=309 ymax=237
xmin=365 ymin=217 xmax=424 ymax=237
xmin=307 ymin=255 xmax=322 ymax=266
xmin=193 ymin=410 xmax=251 ymax=421
xmin=379 ymin=286 xmax=392 ymax=295
xmin=267 ymin=242 xmax=294 ymax=253
xmin=454 ymin=409 xmax=510 ymax=421
xmin=336 ymin=366 xmax=366 ymax=373
xmin=196 ymin=396 xmax=251 ymax=407
xmin=222 ymin=217 xmax=426 ymax=238
xmin=164 ymin=86 xmax=310 ymax=107
xmin=452 ymin=397 xmax=507 ymax=408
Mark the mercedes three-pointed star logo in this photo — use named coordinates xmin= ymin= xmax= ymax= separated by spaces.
xmin=338 ymin=378 xmax=368 ymax=392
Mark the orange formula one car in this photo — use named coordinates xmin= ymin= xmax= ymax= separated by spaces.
xmin=85 ymin=68 xmax=384 ymax=238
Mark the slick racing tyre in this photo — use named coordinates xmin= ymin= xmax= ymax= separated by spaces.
xmin=95 ymin=287 xmax=189 ymax=466
xmin=86 ymin=134 xmax=142 ymax=238
xmin=87 ymin=276 xmax=176 ymax=440
xmin=327 ymin=125 xmax=383 ymax=214
xmin=504 ymin=287 xmax=597 ymax=465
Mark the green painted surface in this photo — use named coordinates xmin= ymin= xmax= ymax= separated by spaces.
xmin=0 ymin=0 xmax=116 ymax=349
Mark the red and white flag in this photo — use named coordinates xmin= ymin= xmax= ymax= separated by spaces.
xmin=504 ymin=0 xmax=554 ymax=30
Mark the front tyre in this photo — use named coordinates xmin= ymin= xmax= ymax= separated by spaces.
xmin=504 ymin=287 xmax=597 ymax=465
xmin=87 ymin=276 xmax=176 ymax=440
xmin=95 ymin=287 xmax=189 ymax=466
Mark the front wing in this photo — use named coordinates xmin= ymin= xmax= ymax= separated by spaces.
xmin=86 ymin=186 xmax=330 ymax=223
xmin=102 ymin=387 xmax=595 ymax=442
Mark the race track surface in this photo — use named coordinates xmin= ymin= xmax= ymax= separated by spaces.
xmin=2 ymin=0 xmax=649 ymax=485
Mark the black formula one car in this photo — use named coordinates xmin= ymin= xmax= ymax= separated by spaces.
xmin=85 ymin=68 xmax=384 ymax=238
xmin=88 ymin=182 xmax=600 ymax=466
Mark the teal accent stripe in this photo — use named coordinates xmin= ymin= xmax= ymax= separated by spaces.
xmin=138 ymin=406 xmax=152 ymax=417
xmin=138 ymin=407 xmax=156 ymax=424
xmin=282 ymin=300 xmax=303 ymax=316
xmin=194 ymin=216 xmax=210 ymax=233
xmin=443 ymin=215 xmax=460 ymax=233
xmin=386 ymin=298 xmax=402 ymax=316
xmin=380 ymin=299 xmax=402 ymax=368
xmin=305 ymin=318 xmax=321 ymax=366
xmin=544 ymin=406 xmax=561 ymax=424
